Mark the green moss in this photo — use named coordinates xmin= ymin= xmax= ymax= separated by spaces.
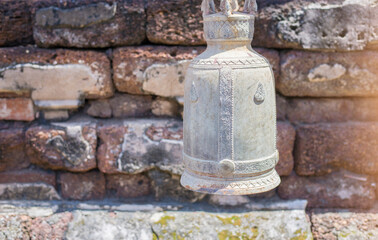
xmin=338 ymin=231 xmax=352 ymax=238
xmin=155 ymin=215 xmax=176 ymax=226
xmin=251 ymin=227 xmax=259 ymax=239
xmin=218 ymin=230 xmax=241 ymax=240
xmin=290 ymin=229 xmax=309 ymax=240
xmin=216 ymin=216 xmax=242 ymax=226
xmin=170 ymin=232 xmax=185 ymax=240
xmin=152 ymin=233 xmax=158 ymax=240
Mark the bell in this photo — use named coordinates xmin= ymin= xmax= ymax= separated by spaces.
xmin=180 ymin=0 xmax=280 ymax=195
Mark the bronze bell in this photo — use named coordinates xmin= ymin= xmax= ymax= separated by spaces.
xmin=180 ymin=0 xmax=280 ymax=195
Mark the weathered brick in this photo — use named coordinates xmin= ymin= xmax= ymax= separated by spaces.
xmin=110 ymin=94 xmax=152 ymax=118
xmin=148 ymin=169 xmax=206 ymax=202
xmin=276 ymin=94 xmax=287 ymax=121
xmin=0 ymin=47 xmax=113 ymax=110
xmin=286 ymin=98 xmax=378 ymax=123
xmin=0 ymin=98 xmax=34 ymax=121
xmin=106 ymin=174 xmax=150 ymax=199
xmin=42 ymin=110 xmax=70 ymax=121
xmin=311 ymin=211 xmax=378 ymax=240
xmin=146 ymin=0 xmax=204 ymax=45
xmin=295 ymin=122 xmax=378 ymax=176
xmin=59 ymin=171 xmax=105 ymax=200
xmin=0 ymin=183 xmax=61 ymax=200
xmin=367 ymin=3 xmax=378 ymax=49
xmin=146 ymin=0 xmax=376 ymax=51
xmin=86 ymin=99 xmax=112 ymax=118
xmin=279 ymin=50 xmax=378 ymax=97
xmin=0 ymin=122 xmax=29 ymax=172
xmin=0 ymin=169 xmax=56 ymax=188
xmin=375 ymin=176 xmax=378 ymax=198
xmin=97 ymin=119 xmax=292 ymax=177
xmin=145 ymin=0 xmax=270 ymax=46
xmin=0 ymin=0 xmax=33 ymax=46
xmin=32 ymin=0 xmax=145 ymax=48
xmin=97 ymin=119 xmax=183 ymax=175
xmin=87 ymin=93 xmax=152 ymax=118
xmin=113 ymin=46 xmax=279 ymax=96
xmin=276 ymin=122 xmax=295 ymax=176
xmin=31 ymin=212 xmax=73 ymax=240
xmin=152 ymin=97 xmax=181 ymax=117
xmin=113 ymin=46 xmax=203 ymax=95
xmin=253 ymin=0 xmax=374 ymax=51
xmin=26 ymin=122 xmax=97 ymax=172
xmin=278 ymin=171 xmax=376 ymax=209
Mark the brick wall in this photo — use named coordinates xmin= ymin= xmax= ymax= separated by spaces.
xmin=0 ymin=0 xmax=377 ymax=209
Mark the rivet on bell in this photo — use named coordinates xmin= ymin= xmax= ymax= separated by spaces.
xmin=219 ymin=159 xmax=235 ymax=175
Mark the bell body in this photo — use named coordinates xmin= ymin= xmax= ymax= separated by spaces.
xmin=180 ymin=12 xmax=280 ymax=195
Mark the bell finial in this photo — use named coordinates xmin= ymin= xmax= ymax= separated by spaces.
xmin=201 ymin=0 xmax=216 ymax=16
xmin=220 ymin=0 xmax=239 ymax=16
xmin=244 ymin=0 xmax=258 ymax=15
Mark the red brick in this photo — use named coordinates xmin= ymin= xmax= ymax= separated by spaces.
xmin=113 ymin=46 xmax=204 ymax=95
xmin=97 ymin=120 xmax=183 ymax=175
xmin=0 ymin=0 xmax=33 ymax=46
xmin=146 ymin=0 xmax=204 ymax=45
xmin=278 ymin=171 xmax=376 ymax=209
xmin=0 ymin=122 xmax=29 ymax=171
xmin=87 ymin=94 xmax=153 ymax=118
xmin=0 ymin=169 xmax=56 ymax=187
xmin=152 ymin=97 xmax=180 ymax=117
xmin=26 ymin=123 xmax=97 ymax=172
xmin=106 ymin=174 xmax=150 ymax=198
xmin=276 ymin=122 xmax=295 ymax=176
xmin=110 ymin=94 xmax=152 ymax=118
xmin=97 ymin=124 xmax=128 ymax=174
xmin=295 ymin=122 xmax=378 ymax=176
xmin=113 ymin=46 xmax=279 ymax=96
xmin=0 ymin=98 xmax=34 ymax=121
xmin=279 ymin=51 xmax=378 ymax=97
xmin=0 ymin=47 xmax=113 ymax=110
xmin=59 ymin=171 xmax=105 ymax=200
xmin=286 ymin=98 xmax=378 ymax=124
xmin=32 ymin=0 xmax=145 ymax=48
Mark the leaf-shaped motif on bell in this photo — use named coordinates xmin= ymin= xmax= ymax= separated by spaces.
xmin=190 ymin=82 xmax=199 ymax=102
xmin=254 ymin=83 xmax=265 ymax=103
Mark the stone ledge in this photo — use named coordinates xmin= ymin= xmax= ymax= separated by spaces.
xmin=0 ymin=200 xmax=313 ymax=240
xmin=311 ymin=210 xmax=378 ymax=240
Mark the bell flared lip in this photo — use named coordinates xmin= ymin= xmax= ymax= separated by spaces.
xmin=180 ymin=169 xmax=281 ymax=195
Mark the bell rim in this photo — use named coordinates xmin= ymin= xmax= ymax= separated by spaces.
xmin=180 ymin=169 xmax=281 ymax=196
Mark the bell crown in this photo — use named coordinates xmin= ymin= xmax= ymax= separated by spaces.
xmin=201 ymin=0 xmax=257 ymax=17
xmin=202 ymin=0 xmax=257 ymax=41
